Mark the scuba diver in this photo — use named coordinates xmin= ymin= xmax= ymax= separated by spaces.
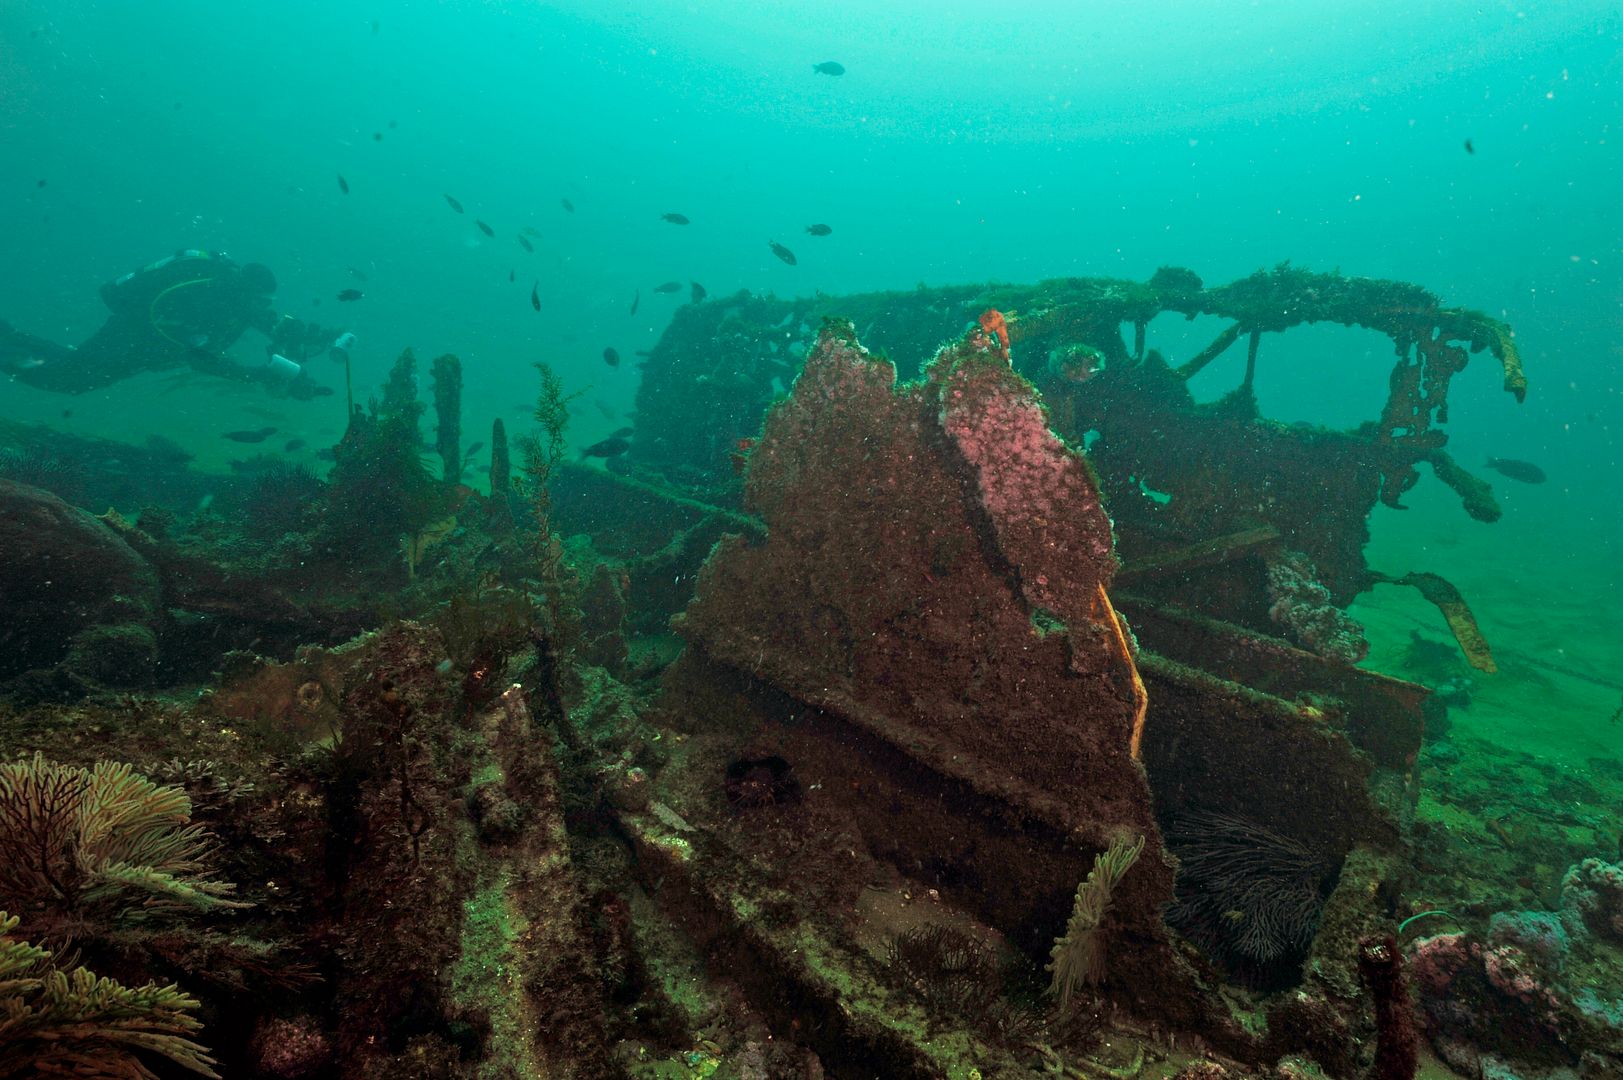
xmin=0 ymin=250 xmax=349 ymax=399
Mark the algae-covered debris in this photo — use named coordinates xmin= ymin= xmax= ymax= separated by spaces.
xmin=627 ymin=265 xmax=1522 ymax=677
xmin=1372 ymin=570 xmax=1497 ymax=673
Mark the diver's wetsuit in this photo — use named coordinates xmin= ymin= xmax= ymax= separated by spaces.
xmin=0 ymin=251 xmax=337 ymax=395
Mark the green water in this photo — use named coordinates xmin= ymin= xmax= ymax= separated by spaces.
xmin=5 ymin=8 xmax=1623 ymax=1078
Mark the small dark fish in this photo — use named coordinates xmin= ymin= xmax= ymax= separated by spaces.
xmin=805 ymin=223 xmax=833 ymax=236
xmin=629 ymin=289 xmax=640 ymax=315
xmin=517 ymin=234 xmax=534 ymax=253
xmin=690 ymin=281 xmax=707 ymax=303
xmin=60 ymin=409 xmax=72 ymax=419
xmin=660 ymin=212 xmax=690 ymax=225
xmin=348 ymin=266 xmax=369 ymax=281
xmin=509 ymin=269 xmax=515 ymax=282
xmin=581 ymin=435 xmax=632 ymax=459
xmin=444 ymin=193 xmax=464 ymax=213
xmin=337 ymin=288 xmax=363 ymax=302
xmin=475 ymin=219 xmax=495 ymax=237
xmin=654 ymin=281 xmax=683 ymax=293
xmin=610 ymin=426 xmax=635 ymax=439
xmin=36 ymin=179 xmax=46 ymax=188
xmin=284 ymin=438 xmax=306 ymax=452
xmin=337 ymin=173 xmax=350 ymax=194
xmin=1464 ymin=138 xmax=1475 ymax=155
xmin=813 ymin=61 xmax=845 ymax=76
xmin=1484 ymin=457 xmax=1546 ymax=484
xmin=465 ymin=441 xmax=485 ymax=458
xmin=223 ymin=427 xmax=277 ymax=444
xmin=561 ymin=198 xmax=575 ymax=213
xmin=373 ymin=131 xmax=383 ymax=142
xmin=530 ymin=282 xmax=541 ymax=311
xmin=316 ymin=447 xmax=338 ymax=462
xmin=603 ymin=347 xmax=620 ymax=367
xmin=769 ymin=240 xmax=797 ymax=265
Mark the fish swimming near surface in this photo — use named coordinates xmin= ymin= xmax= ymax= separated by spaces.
xmin=1484 ymin=457 xmax=1546 ymax=484
xmin=603 ymin=347 xmax=620 ymax=367
xmin=580 ymin=435 xmax=632 ymax=459
xmin=337 ymin=288 xmax=363 ymax=302
xmin=444 ymin=193 xmax=464 ymax=213
xmin=337 ymin=174 xmax=350 ymax=194
xmin=691 ymin=281 xmax=707 ymax=303
xmin=1464 ymin=138 xmax=1475 ymax=155
xmin=561 ymin=198 xmax=575 ymax=213
xmin=517 ymin=234 xmax=534 ymax=253
xmin=629 ymin=289 xmax=641 ymax=315
xmin=508 ymin=269 xmax=515 ymax=282
xmin=805 ymin=223 xmax=832 ymax=236
xmin=654 ymin=281 xmax=683 ymax=293
xmin=475 ymin=219 xmax=495 ymax=237
xmin=223 ymin=427 xmax=277 ymax=443
xmin=769 ymin=240 xmax=797 ymax=265
xmin=813 ymin=61 xmax=845 ymax=75
xmin=660 ymin=212 xmax=690 ymax=225
xmin=530 ymin=282 xmax=541 ymax=311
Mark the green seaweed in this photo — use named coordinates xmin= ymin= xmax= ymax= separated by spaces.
xmin=318 ymin=347 xmax=448 ymax=569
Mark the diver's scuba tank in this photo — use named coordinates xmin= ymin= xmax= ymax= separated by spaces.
xmin=265 ymin=353 xmax=302 ymax=381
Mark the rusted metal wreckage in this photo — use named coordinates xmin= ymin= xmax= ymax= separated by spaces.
xmin=556 ymin=265 xmax=1524 ymax=1076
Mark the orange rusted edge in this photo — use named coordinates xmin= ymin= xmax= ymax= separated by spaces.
xmin=1094 ymin=583 xmax=1149 ymax=761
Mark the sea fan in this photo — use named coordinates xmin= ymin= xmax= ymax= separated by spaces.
xmin=1165 ymin=809 xmax=1335 ymax=987
xmin=0 ymin=911 xmax=219 ymax=1079
xmin=0 ymin=753 xmax=247 ymax=948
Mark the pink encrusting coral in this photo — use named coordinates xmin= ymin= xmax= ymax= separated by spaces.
xmin=1407 ymin=931 xmax=1474 ymax=994
xmin=1264 ymin=549 xmax=1370 ymax=664
xmin=1481 ymin=944 xmax=1560 ymax=1009
xmin=1406 ymin=859 xmax=1623 ymax=1079
xmin=935 ymin=347 xmax=1117 ymax=625
xmin=1560 ymin=857 xmax=1623 ymax=943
